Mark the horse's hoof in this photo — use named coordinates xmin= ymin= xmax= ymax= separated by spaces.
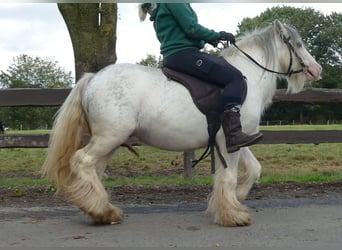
xmin=216 ymin=206 xmax=252 ymax=227
xmin=91 ymin=207 xmax=123 ymax=225
xmin=219 ymin=215 xmax=252 ymax=227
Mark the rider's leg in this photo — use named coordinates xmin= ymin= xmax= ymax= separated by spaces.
xmin=221 ymin=106 xmax=263 ymax=153
xmin=220 ymin=75 xmax=263 ymax=153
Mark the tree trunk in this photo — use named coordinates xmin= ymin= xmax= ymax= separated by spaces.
xmin=58 ymin=3 xmax=117 ymax=80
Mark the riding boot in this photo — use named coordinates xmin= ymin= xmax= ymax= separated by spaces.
xmin=222 ymin=107 xmax=263 ymax=153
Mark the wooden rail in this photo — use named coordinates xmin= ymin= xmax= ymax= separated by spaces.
xmin=0 ymin=88 xmax=71 ymax=107
xmin=273 ymin=88 xmax=342 ymax=104
xmin=1 ymin=87 xmax=342 ymax=107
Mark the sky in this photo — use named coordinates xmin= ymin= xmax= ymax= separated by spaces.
xmin=0 ymin=2 xmax=341 ymax=79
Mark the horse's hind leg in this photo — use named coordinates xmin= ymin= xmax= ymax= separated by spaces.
xmin=65 ymin=135 xmax=124 ymax=225
xmin=236 ymin=147 xmax=262 ymax=201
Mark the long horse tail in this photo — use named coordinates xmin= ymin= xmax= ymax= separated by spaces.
xmin=42 ymin=73 xmax=94 ymax=193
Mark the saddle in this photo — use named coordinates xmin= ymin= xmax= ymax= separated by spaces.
xmin=162 ymin=67 xmax=248 ymax=172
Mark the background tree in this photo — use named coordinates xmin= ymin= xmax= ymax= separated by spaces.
xmin=137 ymin=54 xmax=162 ymax=68
xmin=0 ymin=54 xmax=73 ymax=89
xmin=0 ymin=54 xmax=73 ymax=129
xmin=58 ymin=3 xmax=118 ymax=80
xmin=137 ymin=45 xmax=219 ymax=68
xmin=237 ymin=6 xmax=341 ymax=88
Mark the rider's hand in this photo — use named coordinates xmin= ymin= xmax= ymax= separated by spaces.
xmin=219 ymin=31 xmax=235 ymax=44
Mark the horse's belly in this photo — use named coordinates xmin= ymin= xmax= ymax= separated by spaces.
xmin=134 ymin=107 xmax=209 ymax=151
xmin=135 ymin=129 xmax=208 ymax=151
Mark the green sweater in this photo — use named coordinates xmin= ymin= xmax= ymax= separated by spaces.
xmin=150 ymin=3 xmax=221 ymax=59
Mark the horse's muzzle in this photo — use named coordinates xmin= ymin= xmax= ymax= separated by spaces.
xmin=305 ymin=63 xmax=322 ymax=81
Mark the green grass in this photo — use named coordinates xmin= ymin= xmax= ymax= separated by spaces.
xmin=5 ymin=129 xmax=51 ymax=134
xmin=260 ymin=173 xmax=342 ymax=184
xmin=103 ymin=175 xmax=213 ymax=187
xmin=0 ymin=148 xmax=47 ymax=178
xmin=252 ymin=143 xmax=342 ymax=182
xmin=1 ymin=125 xmax=341 ymax=188
xmin=0 ymin=177 xmax=51 ymax=188
xmin=260 ymin=124 xmax=342 ymax=131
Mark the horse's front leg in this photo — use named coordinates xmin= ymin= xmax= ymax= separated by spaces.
xmin=236 ymin=147 xmax=262 ymax=201
xmin=207 ymin=141 xmax=252 ymax=227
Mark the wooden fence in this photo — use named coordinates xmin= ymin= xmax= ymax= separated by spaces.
xmin=1 ymin=87 xmax=342 ymax=177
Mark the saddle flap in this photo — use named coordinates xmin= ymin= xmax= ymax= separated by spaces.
xmin=162 ymin=67 xmax=225 ymax=173
xmin=162 ymin=67 xmax=224 ymax=115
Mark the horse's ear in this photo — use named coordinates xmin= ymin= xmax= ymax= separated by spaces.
xmin=273 ymin=19 xmax=285 ymax=35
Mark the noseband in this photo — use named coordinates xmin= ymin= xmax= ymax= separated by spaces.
xmin=232 ymin=31 xmax=309 ymax=77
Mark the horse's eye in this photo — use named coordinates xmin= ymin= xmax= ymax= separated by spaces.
xmin=296 ymin=42 xmax=302 ymax=48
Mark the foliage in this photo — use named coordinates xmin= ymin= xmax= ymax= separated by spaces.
xmin=0 ymin=54 xmax=73 ymax=129
xmin=246 ymin=7 xmax=340 ymax=68
xmin=0 ymin=54 xmax=73 ymax=89
xmin=137 ymin=45 xmax=220 ymax=68
xmin=262 ymin=103 xmax=342 ymax=124
xmin=237 ymin=6 xmax=342 ymax=85
xmin=137 ymin=54 xmax=162 ymax=68
xmin=314 ymin=64 xmax=342 ymax=89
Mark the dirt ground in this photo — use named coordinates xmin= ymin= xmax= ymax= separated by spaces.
xmin=1 ymin=181 xmax=342 ymax=208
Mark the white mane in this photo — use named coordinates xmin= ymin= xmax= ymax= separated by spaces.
xmin=221 ymin=25 xmax=278 ymax=70
xmin=221 ymin=22 xmax=307 ymax=94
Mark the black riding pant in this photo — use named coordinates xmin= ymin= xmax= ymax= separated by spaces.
xmin=163 ymin=48 xmax=244 ymax=110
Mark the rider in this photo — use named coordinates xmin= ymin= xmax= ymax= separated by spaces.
xmin=139 ymin=3 xmax=262 ymax=153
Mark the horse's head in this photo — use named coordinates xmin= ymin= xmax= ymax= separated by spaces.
xmin=273 ymin=20 xmax=322 ymax=94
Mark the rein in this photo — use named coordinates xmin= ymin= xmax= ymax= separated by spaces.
xmin=229 ymin=34 xmax=307 ymax=77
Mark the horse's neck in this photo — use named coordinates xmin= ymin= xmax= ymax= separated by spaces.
xmin=220 ymin=34 xmax=280 ymax=134
xmin=225 ymin=41 xmax=278 ymax=113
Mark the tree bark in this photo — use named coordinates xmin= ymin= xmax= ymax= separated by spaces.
xmin=58 ymin=3 xmax=117 ymax=80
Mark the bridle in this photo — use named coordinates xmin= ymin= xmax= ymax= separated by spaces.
xmin=227 ymin=32 xmax=313 ymax=78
